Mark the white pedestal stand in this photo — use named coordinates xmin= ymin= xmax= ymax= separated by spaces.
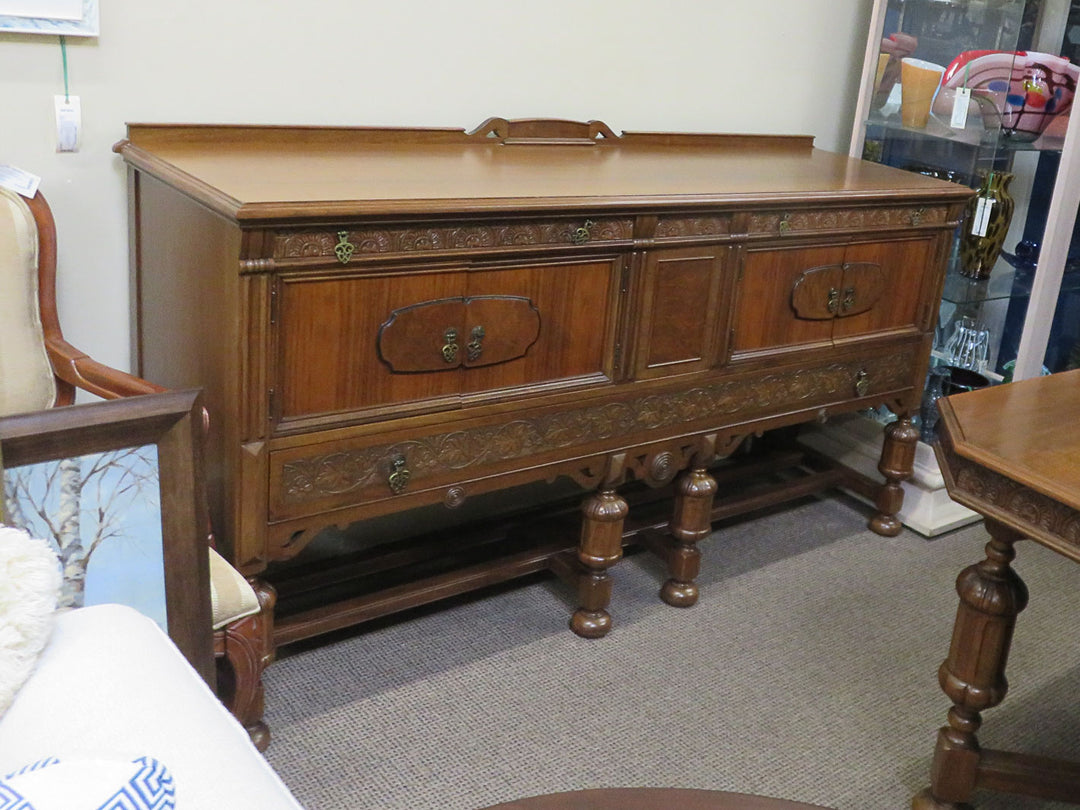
xmin=799 ymin=413 xmax=979 ymax=537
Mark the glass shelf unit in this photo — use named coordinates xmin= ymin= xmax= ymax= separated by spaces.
xmin=852 ymin=0 xmax=1080 ymax=388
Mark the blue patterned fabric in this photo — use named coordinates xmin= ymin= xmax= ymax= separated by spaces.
xmin=0 ymin=756 xmax=174 ymax=810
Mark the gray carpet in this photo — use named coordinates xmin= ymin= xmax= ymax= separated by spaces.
xmin=262 ymin=495 xmax=1080 ymax=809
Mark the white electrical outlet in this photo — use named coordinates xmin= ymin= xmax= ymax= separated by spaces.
xmin=54 ymin=95 xmax=81 ymax=152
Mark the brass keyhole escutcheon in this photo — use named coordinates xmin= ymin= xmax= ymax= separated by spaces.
xmin=910 ymin=207 xmax=925 ymax=227
xmin=571 ymin=219 xmax=596 ymax=245
xmin=387 ymin=454 xmax=410 ymax=495
xmin=826 ymin=288 xmax=841 ymax=315
xmin=467 ymin=325 xmax=485 ymax=362
xmin=442 ymin=327 xmax=459 ymax=364
xmin=854 ymin=370 xmax=870 ymax=397
xmin=841 ymin=287 xmax=856 ymax=313
xmin=334 ymin=231 xmax=356 ymax=264
xmin=778 ymin=213 xmax=792 ymax=235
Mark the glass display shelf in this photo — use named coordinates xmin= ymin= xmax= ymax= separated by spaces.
xmin=854 ymin=0 xmax=1080 ymax=382
xmin=940 ymin=259 xmax=1021 ymax=305
xmin=811 ymin=0 xmax=1080 ymax=537
xmin=864 ymin=113 xmax=1067 ymax=155
xmin=942 ymin=253 xmax=1080 ymax=306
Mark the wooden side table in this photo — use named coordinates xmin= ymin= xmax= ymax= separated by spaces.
xmin=478 ymin=787 xmax=830 ymax=810
xmin=913 ymin=369 xmax=1080 ymax=808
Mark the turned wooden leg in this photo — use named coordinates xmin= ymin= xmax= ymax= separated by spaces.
xmin=661 ymin=465 xmax=717 ymax=607
xmin=870 ymin=414 xmax=919 ymax=536
xmin=912 ymin=520 xmax=1028 ymax=810
xmin=570 ymin=487 xmax=628 ymax=638
xmin=215 ymin=579 xmax=277 ymax=751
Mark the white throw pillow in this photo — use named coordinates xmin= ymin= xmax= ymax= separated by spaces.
xmin=0 ymin=525 xmax=62 ymax=717
xmin=0 ymin=756 xmax=175 ymax=810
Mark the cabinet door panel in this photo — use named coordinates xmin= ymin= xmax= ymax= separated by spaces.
xmin=461 ymin=296 xmax=541 ymax=369
xmin=460 ymin=259 xmax=619 ymax=394
xmin=732 ymin=244 xmax=845 ymax=356
xmin=634 ymin=246 xmax=728 ymax=379
xmin=277 ymin=269 xmax=463 ymax=420
xmin=377 ymin=295 xmax=541 ymax=372
xmin=791 ymin=264 xmax=846 ymax=320
xmin=833 ymin=238 xmax=934 ymax=342
xmin=377 ymin=297 xmax=468 ymax=373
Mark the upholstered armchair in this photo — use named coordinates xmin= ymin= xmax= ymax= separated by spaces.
xmin=0 ymin=185 xmax=274 ymax=750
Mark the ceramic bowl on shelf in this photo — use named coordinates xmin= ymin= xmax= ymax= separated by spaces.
xmin=934 ymin=49 xmax=1079 ymax=140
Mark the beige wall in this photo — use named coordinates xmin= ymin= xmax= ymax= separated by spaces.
xmin=0 ymin=0 xmax=872 ymax=374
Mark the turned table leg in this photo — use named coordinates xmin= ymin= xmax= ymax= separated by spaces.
xmin=661 ymin=464 xmax=718 ymax=607
xmin=870 ymin=414 xmax=919 ymax=536
xmin=912 ymin=520 xmax=1029 ymax=810
xmin=570 ymin=486 xmax=628 ymax=638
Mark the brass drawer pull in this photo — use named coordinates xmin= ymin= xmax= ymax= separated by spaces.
xmin=334 ymin=231 xmax=356 ymax=264
xmin=779 ymin=213 xmax=792 ymax=235
xmin=467 ymin=325 xmax=485 ymax=362
xmin=854 ymin=370 xmax=870 ymax=397
xmin=827 ymin=288 xmax=841 ymax=315
xmin=442 ymin=327 xmax=459 ymax=364
xmin=571 ymin=219 xmax=596 ymax=245
xmin=388 ymin=454 xmax=411 ymax=494
xmin=842 ymin=287 xmax=856 ymax=312
xmin=910 ymin=207 xmax=925 ymax=227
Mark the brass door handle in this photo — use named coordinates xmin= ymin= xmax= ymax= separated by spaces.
xmin=841 ymin=287 xmax=856 ymax=313
xmin=467 ymin=325 xmax=485 ymax=362
xmin=571 ymin=219 xmax=595 ymax=245
xmin=827 ymin=288 xmax=840 ymax=315
xmin=442 ymin=327 xmax=459 ymax=364
xmin=387 ymin=454 xmax=410 ymax=494
xmin=854 ymin=370 xmax=870 ymax=397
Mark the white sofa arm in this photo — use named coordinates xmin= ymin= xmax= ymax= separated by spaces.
xmin=0 ymin=604 xmax=302 ymax=810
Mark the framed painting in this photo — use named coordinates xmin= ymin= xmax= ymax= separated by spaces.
xmin=0 ymin=390 xmax=214 ymax=685
xmin=0 ymin=0 xmax=99 ymax=36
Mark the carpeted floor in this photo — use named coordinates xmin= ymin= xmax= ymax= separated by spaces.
xmin=262 ymin=494 xmax=1080 ymax=810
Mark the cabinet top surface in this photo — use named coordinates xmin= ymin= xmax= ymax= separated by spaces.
xmin=939 ymin=369 xmax=1080 ymax=511
xmin=116 ymin=122 xmax=970 ymax=220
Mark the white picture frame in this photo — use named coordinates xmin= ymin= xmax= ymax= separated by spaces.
xmin=0 ymin=0 xmax=98 ymax=36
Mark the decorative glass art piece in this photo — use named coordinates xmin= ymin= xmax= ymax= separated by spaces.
xmin=959 ymin=170 xmax=1015 ymax=280
xmin=937 ymin=50 xmax=1078 ymax=140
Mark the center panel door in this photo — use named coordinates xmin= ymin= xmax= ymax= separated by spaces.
xmin=633 ymin=245 xmax=730 ymax=380
xmin=459 ymin=258 xmax=622 ymax=397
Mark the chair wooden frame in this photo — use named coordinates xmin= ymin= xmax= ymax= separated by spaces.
xmin=15 ymin=189 xmax=274 ymax=750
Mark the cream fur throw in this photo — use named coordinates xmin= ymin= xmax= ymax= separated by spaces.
xmin=0 ymin=525 xmax=62 ymax=718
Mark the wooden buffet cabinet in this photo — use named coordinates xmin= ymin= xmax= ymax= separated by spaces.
xmin=115 ymin=118 xmax=971 ymax=649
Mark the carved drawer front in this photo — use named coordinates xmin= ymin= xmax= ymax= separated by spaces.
xmin=270 ymin=216 xmax=635 ymax=266
xmin=732 ymin=236 xmax=936 ymax=358
xmin=633 ymin=245 xmax=731 ymax=379
xmin=268 ymin=346 xmax=919 ymax=523
xmin=654 ymin=214 xmax=732 ymax=241
xmin=273 ymin=258 xmax=621 ymax=426
xmin=745 ymin=204 xmax=948 ymax=236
